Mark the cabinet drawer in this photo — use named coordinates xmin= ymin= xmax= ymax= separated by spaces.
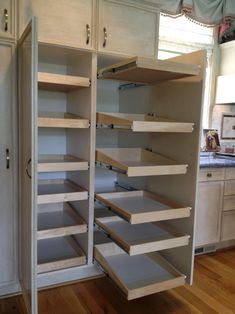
xmin=94 ymin=242 xmax=185 ymax=300
xmin=223 ymin=195 xmax=235 ymax=211
xmin=225 ymin=168 xmax=235 ymax=180
xmin=199 ymin=168 xmax=225 ymax=182
xmin=221 ymin=210 xmax=235 ymax=241
xmin=0 ymin=0 xmax=15 ymax=39
xmin=224 ymin=180 xmax=235 ymax=196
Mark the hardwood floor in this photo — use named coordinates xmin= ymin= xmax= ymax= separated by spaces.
xmin=1 ymin=249 xmax=235 ymax=314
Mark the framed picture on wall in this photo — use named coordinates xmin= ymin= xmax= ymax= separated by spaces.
xmin=221 ymin=113 xmax=235 ymax=139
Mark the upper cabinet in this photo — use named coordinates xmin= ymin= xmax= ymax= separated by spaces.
xmin=0 ymin=0 xmax=16 ymax=40
xmin=97 ymin=0 xmax=159 ymax=57
xmin=19 ymin=0 xmax=95 ymax=49
xmin=19 ymin=0 xmax=159 ymax=57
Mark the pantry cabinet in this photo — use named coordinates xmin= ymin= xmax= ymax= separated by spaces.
xmin=0 ymin=0 xmax=16 ymax=40
xmin=97 ymin=0 xmax=159 ymax=57
xmin=18 ymin=15 xmax=206 ymax=312
xmin=0 ymin=41 xmax=18 ymax=295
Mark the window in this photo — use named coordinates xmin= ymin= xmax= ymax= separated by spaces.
xmin=158 ymin=15 xmax=215 ymax=129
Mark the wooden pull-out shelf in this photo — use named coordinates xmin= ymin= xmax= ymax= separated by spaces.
xmin=97 ymin=56 xmax=200 ymax=84
xmin=95 ymin=216 xmax=189 ymax=256
xmin=96 ymin=148 xmax=187 ymax=177
xmin=94 ymin=242 xmax=185 ymax=300
xmin=95 ymin=191 xmax=191 ymax=224
xmin=97 ymin=112 xmax=194 ymax=133
xmin=37 ymin=203 xmax=87 ymax=240
xmin=38 ymin=112 xmax=90 ymax=128
xmin=38 ymin=72 xmax=90 ymax=91
xmin=38 ymin=179 xmax=88 ymax=204
xmin=38 ymin=154 xmax=89 ymax=172
xmin=38 ymin=236 xmax=86 ymax=273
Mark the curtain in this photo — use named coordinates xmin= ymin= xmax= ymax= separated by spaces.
xmin=142 ymin=0 xmax=235 ymax=25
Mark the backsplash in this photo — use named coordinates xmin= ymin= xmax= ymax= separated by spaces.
xmin=211 ymin=104 xmax=235 ymax=151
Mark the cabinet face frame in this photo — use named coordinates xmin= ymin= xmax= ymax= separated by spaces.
xmin=19 ymin=17 xmax=38 ymax=314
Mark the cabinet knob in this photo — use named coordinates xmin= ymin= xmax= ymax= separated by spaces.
xmin=86 ymin=24 xmax=90 ymax=45
xmin=4 ymin=9 xmax=8 ymax=32
xmin=207 ymin=172 xmax=212 ymax=177
xmin=103 ymin=27 xmax=107 ymax=48
xmin=6 ymin=148 xmax=10 ymax=169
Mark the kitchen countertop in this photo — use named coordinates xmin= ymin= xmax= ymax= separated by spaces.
xmin=200 ymin=152 xmax=235 ymax=168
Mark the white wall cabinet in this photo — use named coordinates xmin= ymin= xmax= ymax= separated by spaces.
xmin=0 ymin=0 xmax=16 ymax=40
xmin=19 ymin=0 xmax=95 ymax=49
xmin=0 ymin=41 xmax=18 ymax=295
xmin=97 ymin=0 xmax=159 ymax=57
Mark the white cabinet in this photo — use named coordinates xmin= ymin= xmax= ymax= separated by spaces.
xmin=195 ymin=179 xmax=223 ymax=247
xmin=97 ymin=0 xmax=159 ymax=57
xmin=0 ymin=0 xmax=16 ymax=39
xmin=0 ymin=42 xmax=18 ymax=294
xmin=19 ymin=0 xmax=95 ymax=49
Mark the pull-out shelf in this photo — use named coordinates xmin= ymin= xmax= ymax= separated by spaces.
xmin=96 ymin=148 xmax=187 ymax=177
xmin=38 ymin=179 xmax=88 ymax=204
xmin=37 ymin=203 xmax=87 ymax=240
xmin=38 ymin=112 xmax=90 ymax=128
xmin=38 ymin=236 xmax=86 ymax=273
xmin=38 ymin=154 xmax=89 ymax=172
xmin=38 ymin=72 xmax=90 ymax=91
xmin=95 ymin=191 xmax=191 ymax=224
xmin=97 ymin=56 xmax=200 ymax=84
xmin=97 ymin=112 xmax=194 ymax=133
xmin=94 ymin=242 xmax=185 ymax=300
xmin=95 ymin=216 xmax=189 ymax=255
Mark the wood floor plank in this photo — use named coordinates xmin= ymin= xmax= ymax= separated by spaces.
xmin=1 ymin=248 xmax=235 ymax=314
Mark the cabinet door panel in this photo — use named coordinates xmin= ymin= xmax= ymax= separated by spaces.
xmin=0 ymin=0 xmax=15 ymax=39
xmin=221 ymin=210 xmax=235 ymax=241
xmin=32 ymin=0 xmax=94 ymax=49
xmin=0 ymin=43 xmax=17 ymax=288
xmin=195 ymin=181 xmax=223 ymax=247
xmin=19 ymin=18 xmax=38 ymax=314
xmin=98 ymin=0 xmax=158 ymax=57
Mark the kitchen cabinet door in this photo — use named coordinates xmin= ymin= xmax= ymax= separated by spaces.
xmin=0 ymin=0 xmax=15 ymax=39
xmin=31 ymin=0 xmax=94 ymax=49
xmin=19 ymin=18 xmax=38 ymax=314
xmin=98 ymin=0 xmax=159 ymax=57
xmin=0 ymin=42 xmax=18 ymax=295
xmin=195 ymin=181 xmax=223 ymax=247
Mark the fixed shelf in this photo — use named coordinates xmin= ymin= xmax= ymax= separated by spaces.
xmin=96 ymin=148 xmax=188 ymax=177
xmin=95 ymin=190 xmax=191 ymax=224
xmin=97 ymin=56 xmax=200 ymax=84
xmin=37 ymin=203 xmax=87 ymax=240
xmin=37 ymin=236 xmax=86 ymax=273
xmin=95 ymin=216 xmax=189 ymax=255
xmin=38 ymin=112 xmax=90 ymax=128
xmin=38 ymin=72 xmax=90 ymax=91
xmin=37 ymin=179 xmax=88 ymax=204
xmin=94 ymin=242 xmax=186 ymax=300
xmin=38 ymin=154 xmax=89 ymax=172
xmin=97 ymin=112 xmax=194 ymax=133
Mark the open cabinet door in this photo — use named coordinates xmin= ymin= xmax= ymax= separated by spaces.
xmin=19 ymin=17 xmax=38 ymax=314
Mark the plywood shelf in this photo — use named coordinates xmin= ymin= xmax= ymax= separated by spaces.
xmin=37 ymin=236 xmax=86 ymax=273
xmin=96 ymin=148 xmax=188 ymax=177
xmin=95 ymin=216 xmax=189 ymax=255
xmin=97 ymin=112 xmax=194 ymax=133
xmin=95 ymin=190 xmax=191 ymax=224
xmin=38 ymin=112 xmax=90 ymax=128
xmin=97 ymin=56 xmax=200 ymax=84
xmin=38 ymin=154 xmax=89 ymax=172
xmin=38 ymin=72 xmax=90 ymax=91
xmin=94 ymin=242 xmax=185 ymax=300
xmin=37 ymin=179 xmax=88 ymax=204
xmin=37 ymin=203 xmax=87 ymax=240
